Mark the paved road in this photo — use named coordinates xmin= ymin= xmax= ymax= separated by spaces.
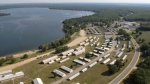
xmin=109 ymin=37 xmax=140 ymax=84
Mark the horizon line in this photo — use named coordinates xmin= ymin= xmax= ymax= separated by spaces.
xmin=1 ymin=2 xmax=150 ymax=5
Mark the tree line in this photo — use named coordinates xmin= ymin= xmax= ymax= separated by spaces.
xmin=117 ymin=29 xmax=131 ymax=40
xmin=38 ymin=34 xmax=71 ymax=52
xmin=0 ymin=56 xmax=17 ymax=66
xmin=0 ymin=13 xmax=10 ymax=16
xmin=126 ymin=43 xmax=150 ymax=84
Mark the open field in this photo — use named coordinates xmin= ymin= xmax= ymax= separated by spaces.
xmin=1 ymin=28 xmax=105 ymax=84
xmin=132 ymin=31 xmax=150 ymax=45
xmin=60 ymin=40 xmax=135 ymax=84
xmin=0 ymin=26 xmax=135 ymax=84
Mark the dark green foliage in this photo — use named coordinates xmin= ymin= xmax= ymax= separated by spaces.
xmin=6 ymin=56 xmax=16 ymax=64
xmin=22 ymin=54 xmax=29 ymax=59
xmin=125 ymin=13 xmax=150 ymax=21
xmin=138 ymin=22 xmax=150 ymax=31
xmin=38 ymin=34 xmax=71 ymax=52
xmin=0 ymin=58 xmax=5 ymax=66
xmin=85 ymin=53 xmax=91 ymax=59
xmin=136 ymin=28 xmax=140 ymax=34
xmin=108 ymin=60 xmax=123 ymax=74
xmin=0 ymin=13 xmax=10 ymax=16
xmin=108 ymin=65 xmax=118 ymax=74
xmin=140 ymin=43 xmax=149 ymax=51
xmin=139 ymin=32 xmax=142 ymax=35
xmin=5 ymin=56 xmax=13 ymax=61
xmin=118 ymin=29 xmax=131 ymax=40
xmin=55 ymin=46 xmax=68 ymax=53
xmin=128 ymin=43 xmax=150 ymax=84
xmin=10 ymin=58 xmax=17 ymax=64
xmin=129 ymin=68 xmax=150 ymax=84
xmin=115 ymin=60 xmax=123 ymax=68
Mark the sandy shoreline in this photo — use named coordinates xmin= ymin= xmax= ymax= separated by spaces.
xmin=67 ymin=30 xmax=87 ymax=47
xmin=0 ymin=49 xmax=39 ymax=58
xmin=0 ymin=30 xmax=87 ymax=71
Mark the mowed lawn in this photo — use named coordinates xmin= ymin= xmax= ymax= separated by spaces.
xmin=61 ymin=41 xmax=135 ymax=84
xmin=132 ymin=31 xmax=150 ymax=45
xmin=1 ymin=33 xmax=105 ymax=84
xmin=1 ymin=27 xmax=135 ymax=84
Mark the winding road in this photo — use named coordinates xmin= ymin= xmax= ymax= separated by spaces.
xmin=109 ymin=36 xmax=140 ymax=84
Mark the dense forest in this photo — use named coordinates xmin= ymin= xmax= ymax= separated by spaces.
xmin=138 ymin=22 xmax=150 ymax=31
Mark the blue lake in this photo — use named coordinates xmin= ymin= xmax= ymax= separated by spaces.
xmin=0 ymin=8 xmax=94 ymax=56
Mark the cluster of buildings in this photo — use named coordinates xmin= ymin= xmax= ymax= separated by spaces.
xmin=120 ymin=21 xmax=140 ymax=29
xmin=79 ymin=36 xmax=100 ymax=47
xmin=0 ymin=70 xmax=24 ymax=83
xmin=86 ymin=26 xmax=101 ymax=35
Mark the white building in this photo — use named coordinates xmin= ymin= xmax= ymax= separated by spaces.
xmin=73 ymin=47 xmax=85 ymax=56
xmin=0 ymin=70 xmax=12 ymax=75
xmin=61 ymin=49 xmax=74 ymax=56
xmin=121 ymin=55 xmax=127 ymax=61
xmin=33 ymin=78 xmax=43 ymax=84
xmin=109 ymin=59 xmax=116 ymax=65
xmin=53 ymin=69 xmax=66 ymax=77
xmin=0 ymin=71 xmax=24 ymax=82
xmin=103 ymin=53 xmax=110 ymax=58
xmin=41 ymin=56 xmax=58 ymax=64
xmin=18 ymin=82 xmax=24 ymax=84
xmin=116 ymin=52 xmax=123 ymax=58
xmin=102 ymin=58 xmax=111 ymax=64
xmin=68 ymin=72 xmax=80 ymax=81
xmin=60 ymin=66 xmax=73 ymax=73
xmin=73 ymin=59 xmax=85 ymax=65
xmin=59 ymin=58 xmax=70 ymax=63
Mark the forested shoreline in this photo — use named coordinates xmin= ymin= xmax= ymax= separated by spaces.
xmin=0 ymin=13 xmax=10 ymax=16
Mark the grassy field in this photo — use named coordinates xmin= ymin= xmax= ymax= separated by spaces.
xmin=60 ymin=40 xmax=135 ymax=84
xmin=120 ymin=31 xmax=150 ymax=84
xmin=1 ymin=27 xmax=135 ymax=84
xmin=1 ymin=30 xmax=105 ymax=84
xmin=132 ymin=31 xmax=150 ymax=45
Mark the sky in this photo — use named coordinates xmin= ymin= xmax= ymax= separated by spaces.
xmin=0 ymin=0 xmax=150 ymax=4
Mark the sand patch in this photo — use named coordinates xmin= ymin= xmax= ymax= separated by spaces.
xmin=67 ymin=30 xmax=87 ymax=47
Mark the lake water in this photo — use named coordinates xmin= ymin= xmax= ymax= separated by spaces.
xmin=0 ymin=8 xmax=94 ymax=56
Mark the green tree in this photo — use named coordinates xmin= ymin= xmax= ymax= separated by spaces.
xmin=136 ymin=28 xmax=140 ymax=34
xmin=108 ymin=65 xmax=118 ymax=74
xmin=85 ymin=53 xmax=91 ymax=59
xmin=5 ymin=56 xmax=13 ymax=61
xmin=140 ymin=43 xmax=149 ymax=51
xmin=22 ymin=54 xmax=29 ymax=59
xmin=0 ymin=58 xmax=5 ymax=66
xmin=10 ymin=58 xmax=16 ymax=64
xmin=139 ymin=38 xmax=141 ymax=42
xmin=139 ymin=32 xmax=142 ymax=35
xmin=115 ymin=60 xmax=123 ymax=68
xmin=141 ymin=39 xmax=145 ymax=43
xmin=136 ymin=35 xmax=139 ymax=38
xmin=129 ymin=68 xmax=150 ymax=84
